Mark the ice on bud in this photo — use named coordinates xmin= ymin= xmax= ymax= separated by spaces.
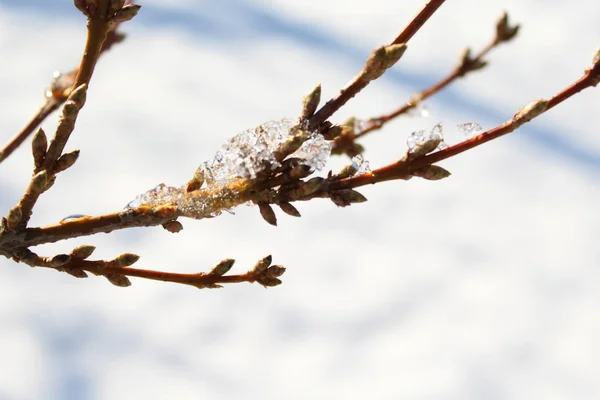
xmin=198 ymin=118 xmax=331 ymax=188
xmin=351 ymin=154 xmax=371 ymax=175
xmin=407 ymin=130 xmax=426 ymax=152
xmin=457 ymin=122 xmax=482 ymax=138
xmin=407 ymin=123 xmax=444 ymax=156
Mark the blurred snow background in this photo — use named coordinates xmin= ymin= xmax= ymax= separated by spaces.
xmin=1 ymin=0 xmax=599 ymax=399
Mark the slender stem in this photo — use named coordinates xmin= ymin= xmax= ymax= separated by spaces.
xmin=308 ymin=0 xmax=446 ymax=128
xmin=0 ymin=28 xmax=125 ymax=166
xmin=327 ymin=62 xmax=600 ymax=191
xmin=0 ymin=99 xmax=60 ymax=163
xmin=353 ymin=37 xmax=499 ymax=141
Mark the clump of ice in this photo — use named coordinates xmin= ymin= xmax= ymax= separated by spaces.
xmin=407 ymin=122 xmax=446 ymax=153
xmin=200 ymin=118 xmax=331 ymax=187
xmin=457 ymin=122 xmax=482 ymax=138
xmin=125 ymin=118 xmax=332 ymax=213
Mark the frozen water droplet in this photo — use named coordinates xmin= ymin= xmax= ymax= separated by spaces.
xmin=60 ymin=214 xmax=89 ymax=223
xmin=407 ymin=130 xmax=426 ymax=151
xmin=437 ymin=141 xmax=449 ymax=150
xmin=351 ymin=154 xmax=363 ymax=169
xmin=457 ymin=122 xmax=482 ymax=138
xmin=428 ymin=123 xmax=443 ymax=141
xmin=351 ymin=154 xmax=371 ymax=174
xmin=409 ymin=104 xmax=429 ymax=118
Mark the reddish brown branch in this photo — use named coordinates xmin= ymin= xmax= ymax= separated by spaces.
xmin=0 ymin=29 xmax=125 ymax=166
xmin=326 ymin=56 xmax=600 ymax=191
xmin=308 ymin=0 xmax=446 ymax=129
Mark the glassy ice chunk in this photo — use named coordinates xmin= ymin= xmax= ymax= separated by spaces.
xmin=457 ymin=122 xmax=482 ymax=138
xmin=198 ymin=118 xmax=331 ymax=188
xmin=407 ymin=130 xmax=426 ymax=152
xmin=125 ymin=183 xmax=182 ymax=209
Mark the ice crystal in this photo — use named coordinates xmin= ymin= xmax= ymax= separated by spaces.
xmin=126 ymin=184 xmax=182 ymax=209
xmin=457 ymin=122 xmax=482 ymax=138
xmin=125 ymin=118 xmax=332 ymax=217
xmin=407 ymin=123 xmax=445 ymax=155
xmin=351 ymin=154 xmax=371 ymax=174
xmin=199 ymin=118 xmax=331 ymax=188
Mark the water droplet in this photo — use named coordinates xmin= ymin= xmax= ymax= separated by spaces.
xmin=409 ymin=104 xmax=429 ymax=118
xmin=457 ymin=122 xmax=482 ymax=138
xmin=60 ymin=214 xmax=90 ymax=223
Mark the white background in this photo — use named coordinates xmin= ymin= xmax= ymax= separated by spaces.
xmin=1 ymin=1 xmax=599 ymax=399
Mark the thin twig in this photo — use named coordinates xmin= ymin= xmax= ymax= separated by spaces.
xmin=331 ymin=11 xmax=520 ymax=156
xmin=326 ymin=54 xmax=600 ymax=191
xmin=0 ymin=28 xmax=126 ymax=166
xmin=308 ymin=0 xmax=446 ymax=129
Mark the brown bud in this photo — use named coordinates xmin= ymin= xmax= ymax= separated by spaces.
xmin=62 ymin=102 xmax=79 ymax=119
xmin=302 ymin=177 xmax=324 ymax=196
xmin=210 ymin=259 xmax=235 ymax=276
xmin=412 ymin=165 xmax=451 ymax=180
xmin=70 ymin=245 xmax=96 ymax=260
xmin=257 ymin=276 xmax=283 ymax=288
xmin=335 ymin=164 xmax=358 ymax=180
xmin=287 ymin=164 xmax=312 ymax=180
xmin=65 ymin=268 xmax=88 ymax=279
xmin=54 ymin=150 xmax=80 ymax=173
xmin=111 ymin=4 xmax=141 ymax=23
xmin=251 ymin=255 xmax=272 ymax=274
xmin=6 ymin=206 xmax=22 ymax=230
xmin=105 ymin=274 xmax=131 ymax=287
xmin=496 ymin=11 xmax=520 ymax=43
xmin=363 ymin=44 xmax=407 ymax=81
xmin=114 ymin=253 xmax=140 ymax=267
xmin=31 ymin=171 xmax=49 ymax=192
xmin=51 ymin=254 xmax=71 ymax=267
xmin=109 ymin=0 xmax=126 ymax=16
xmin=258 ymin=202 xmax=277 ymax=226
xmin=279 ymin=202 xmax=301 ymax=217
xmin=301 ymin=84 xmax=321 ymax=120
xmin=162 ymin=220 xmax=183 ymax=233
xmin=322 ymin=124 xmax=343 ymax=140
xmin=31 ymin=128 xmax=47 ymax=169
xmin=512 ymin=99 xmax=549 ymax=126
xmin=265 ymin=265 xmax=286 ymax=279
xmin=68 ymin=84 xmax=87 ymax=108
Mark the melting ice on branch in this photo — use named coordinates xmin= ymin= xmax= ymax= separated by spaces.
xmin=126 ymin=118 xmax=332 ymax=217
